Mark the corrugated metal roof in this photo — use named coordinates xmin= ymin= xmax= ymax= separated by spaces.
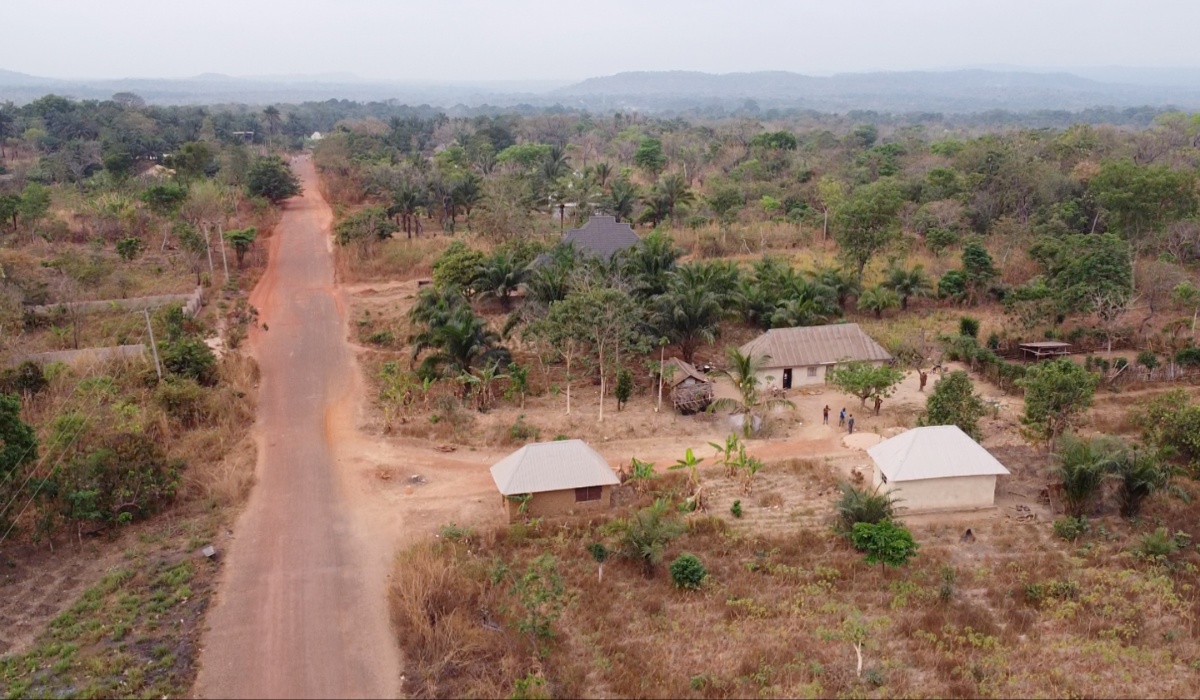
xmin=867 ymin=425 xmax=1010 ymax=482
xmin=665 ymin=357 xmax=709 ymax=386
xmin=738 ymin=323 xmax=892 ymax=369
xmin=562 ymin=216 xmax=640 ymax=260
xmin=490 ymin=439 xmax=621 ymax=495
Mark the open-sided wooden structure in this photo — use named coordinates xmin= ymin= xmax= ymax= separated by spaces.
xmin=1018 ymin=341 xmax=1072 ymax=361
xmin=665 ymin=358 xmax=713 ymax=414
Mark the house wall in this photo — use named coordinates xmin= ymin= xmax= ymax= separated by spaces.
xmin=503 ymin=485 xmax=613 ymax=520
xmin=755 ymin=360 xmax=887 ymax=390
xmin=871 ymin=470 xmax=998 ymax=512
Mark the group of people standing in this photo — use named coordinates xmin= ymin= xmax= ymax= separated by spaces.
xmin=822 ymin=405 xmax=854 ymax=434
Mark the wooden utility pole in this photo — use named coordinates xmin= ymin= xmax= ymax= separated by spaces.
xmin=217 ymin=222 xmax=229 ymax=284
xmin=144 ymin=308 xmax=162 ymax=380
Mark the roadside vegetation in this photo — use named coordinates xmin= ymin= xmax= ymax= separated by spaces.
xmin=0 ymin=95 xmax=296 ymax=694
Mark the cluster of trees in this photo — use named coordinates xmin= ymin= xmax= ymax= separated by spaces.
xmin=309 ymin=100 xmax=1200 ymax=351
xmin=0 ymin=304 xmax=224 ymax=537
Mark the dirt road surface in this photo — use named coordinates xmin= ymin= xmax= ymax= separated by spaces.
xmin=195 ymin=157 xmax=401 ymax=699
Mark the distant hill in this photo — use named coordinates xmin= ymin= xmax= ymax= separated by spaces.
xmin=554 ymin=69 xmax=1200 ymax=112
xmin=1 ymin=67 xmax=1199 ymax=112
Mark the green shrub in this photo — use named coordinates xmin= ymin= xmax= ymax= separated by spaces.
xmin=1137 ymin=350 xmax=1159 ymax=370
xmin=509 ymin=414 xmax=540 ymax=442
xmin=850 ymin=520 xmax=918 ymax=566
xmin=153 ymin=378 xmax=208 ymax=427
xmin=367 ymin=329 xmax=395 ymax=346
xmin=1052 ymin=515 xmax=1090 ymax=541
xmin=0 ymin=361 xmax=48 ymax=396
xmin=1133 ymin=528 xmax=1190 ymax=560
xmin=53 ymin=432 xmax=180 ymax=526
xmin=669 ymin=553 xmax=708 ymax=590
xmin=835 ymin=484 xmax=896 ymax=533
xmin=730 ymin=500 xmax=743 ymax=518
xmin=1176 ymin=347 xmax=1200 ymax=367
xmin=959 ymin=316 xmax=980 ymax=338
xmin=160 ymin=338 xmax=218 ymax=386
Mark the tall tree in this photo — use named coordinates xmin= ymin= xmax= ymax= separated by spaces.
xmin=834 ymin=179 xmax=904 ymax=280
xmin=918 ymin=370 xmax=987 ymax=439
xmin=1019 ymin=358 xmax=1099 ymax=449
xmin=882 ymin=264 xmax=932 ymax=311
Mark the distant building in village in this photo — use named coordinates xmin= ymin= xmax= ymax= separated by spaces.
xmin=739 ymin=323 xmax=892 ymax=390
xmin=868 ymin=425 xmax=1010 ymax=512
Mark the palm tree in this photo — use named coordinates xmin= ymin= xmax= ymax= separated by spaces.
xmin=883 ymin=264 xmax=933 ymax=311
xmin=474 ymin=251 xmax=530 ymax=310
xmin=655 ymin=172 xmax=695 ymax=223
xmin=411 ymin=307 xmax=511 ymax=386
xmin=623 ymin=229 xmax=682 ymax=297
xmin=544 ymin=143 xmax=570 ymax=180
xmin=605 ymin=178 xmax=640 ymax=223
xmin=1113 ymin=449 xmax=1187 ymax=518
xmin=835 ymin=483 xmax=898 ymax=533
xmin=813 ymin=266 xmax=862 ymax=312
xmin=262 ymin=106 xmax=282 ymax=151
xmin=655 ymin=285 xmax=724 ymax=364
xmin=858 ymin=285 xmax=900 ymax=319
xmin=1054 ymin=435 xmax=1121 ymax=518
xmin=591 ymin=161 xmax=613 ymax=188
xmin=674 ymin=260 xmax=741 ymax=303
xmin=734 ymin=278 xmax=777 ymax=330
xmin=708 ymin=347 xmax=795 ymax=437
xmin=387 ymin=182 xmax=424 ymax=238
xmin=451 ymin=174 xmax=484 ymax=231
xmin=638 ymin=192 xmax=672 ymax=229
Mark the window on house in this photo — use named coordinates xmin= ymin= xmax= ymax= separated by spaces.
xmin=575 ymin=486 xmax=603 ymax=502
xmin=881 ymin=474 xmax=888 ymax=484
xmin=807 ymin=366 xmax=818 ymax=377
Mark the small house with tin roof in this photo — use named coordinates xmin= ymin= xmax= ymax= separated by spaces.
xmin=490 ymin=439 xmax=621 ymax=519
xmin=739 ymin=323 xmax=892 ymax=390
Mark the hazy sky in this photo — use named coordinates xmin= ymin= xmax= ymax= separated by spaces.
xmin=5 ymin=0 xmax=1199 ymax=81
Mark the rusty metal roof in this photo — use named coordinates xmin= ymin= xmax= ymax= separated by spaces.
xmin=665 ymin=357 xmax=709 ymax=386
xmin=738 ymin=323 xmax=892 ymax=369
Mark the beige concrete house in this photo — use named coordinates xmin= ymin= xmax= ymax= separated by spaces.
xmin=868 ymin=425 xmax=1010 ymax=512
xmin=490 ymin=439 xmax=621 ymax=519
xmin=739 ymin=323 xmax=892 ymax=390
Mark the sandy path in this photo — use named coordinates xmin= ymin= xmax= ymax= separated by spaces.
xmin=194 ymin=157 xmax=401 ymax=699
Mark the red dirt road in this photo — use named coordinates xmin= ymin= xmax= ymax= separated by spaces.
xmin=195 ymin=158 xmax=401 ymax=698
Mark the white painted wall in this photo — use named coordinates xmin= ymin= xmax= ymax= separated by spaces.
xmin=871 ymin=470 xmax=998 ymax=512
xmin=755 ymin=360 xmax=887 ymax=390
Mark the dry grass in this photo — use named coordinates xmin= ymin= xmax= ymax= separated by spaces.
xmin=390 ymin=467 xmax=1200 ymax=699
xmin=335 ymin=236 xmax=451 ymax=284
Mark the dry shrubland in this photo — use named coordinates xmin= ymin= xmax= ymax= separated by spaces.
xmin=391 ymin=465 xmax=1200 ymax=699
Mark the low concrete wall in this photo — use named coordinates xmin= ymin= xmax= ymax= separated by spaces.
xmin=14 ymin=344 xmax=147 ymax=367
xmin=26 ymin=287 xmax=204 ymax=318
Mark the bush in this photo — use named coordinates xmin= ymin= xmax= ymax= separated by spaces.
xmin=1052 ymin=515 xmax=1090 ymax=541
xmin=53 ymin=432 xmax=180 ymax=526
xmin=959 ymin=316 xmax=980 ymax=338
xmin=619 ymin=499 xmax=685 ymax=574
xmin=1133 ymin=527 xmax=1182 ymax=560
xmin=160 ymin=338 xmax=218 ymax=386
xmin=669 ymin=553 xmax=708 ymax=590
xmin=1176 ymin=347 xmax=1200 ymax=368
xmin=509 ymin=414 xmax=540 ymax=442
xmin=0 ymin=361 xmax=48 ymax=397
xmin=730 ymin=499 xmax=743 ymax=518
xmin=153 ymin=378 xmax=209 ymax=427
xmin=835 ymin=484 xmax=896 ymax=533
xmin=850 ymin=520 xmax=918 ymax=566
xmin=1137 ymin=350 xmax=1159 ymax=370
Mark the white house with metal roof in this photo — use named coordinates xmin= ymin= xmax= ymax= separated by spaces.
xmin=868 ymin=425 xmax=1010 ymax=512
xmin=739 ymin=323 xmax=892 ymax=390
xmin=490 ymin=439 xmax=621 ymax=519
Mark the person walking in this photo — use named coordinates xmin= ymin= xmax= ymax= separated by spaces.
xmin=822 ymin=405 xmax=830 ymax=425
xmin=847 ymin=414 xmax=855 ymax=434
xmin=838 ymin=408 xmax=846 ymax=428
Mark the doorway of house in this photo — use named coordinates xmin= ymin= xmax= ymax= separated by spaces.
xmin=782 ymin=368 xmax=793 ymax=389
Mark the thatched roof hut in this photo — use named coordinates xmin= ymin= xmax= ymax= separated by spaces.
xmin=665 ymin=358 xmax=713 ymax=414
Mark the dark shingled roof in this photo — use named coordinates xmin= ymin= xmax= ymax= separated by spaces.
xmin=562 ymin=216 xmax=640 ymax=260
